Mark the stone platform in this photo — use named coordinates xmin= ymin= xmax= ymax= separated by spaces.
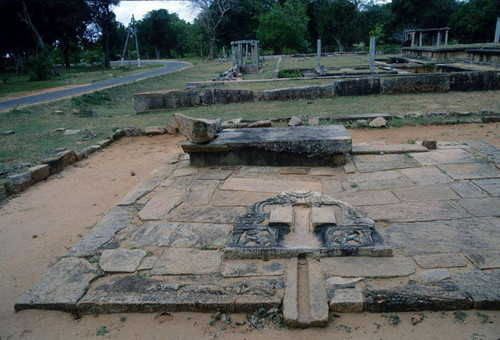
xmin=181 ymin=125 xmax=352 ymax=167
xmin=16 ymin=139 xmax=500 ymax=328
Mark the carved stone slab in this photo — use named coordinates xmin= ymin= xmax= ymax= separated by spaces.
xmin=224 ymin=191 xmax=392 ymax=259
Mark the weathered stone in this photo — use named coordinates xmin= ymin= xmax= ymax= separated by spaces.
xmin=63 ymin=129 xmax=81 ymax=135
xmin=347 ymin=170 xmax=414 ymax=190
xmin=311 ymin=206 xmax=336 ymax=227
xmin=97 ymin=139 xmax=112 ymax=148
xmin=422 ymin=140 xmax=437 ymax=149
xmin=412 ymin=254 xmax=467 ymax=269
xmin=166 ymin=204 xmax=246 ymax=224
xmin=449 ymin=71 xmax=500 ymax=92
xmin=353 ymin=154 xmax=420 ymax=172
xmin=198 ymin=169 xmax=233 ymax=180
xmin=382 ymin=74 xmax=450 ymax=94
xmin=118 ymin=165 xmax=175 ymax=205
xmin=420 ymin=269 xmax=450 ymax=281
xmin=203 ymin=89 xmax=254 ymax=105
xmin=212 ymin=191 xmax=271 ymax=207
xmin=137 ymin=256 xmax=157 ymax=270
xmin=288 ymin=116 xmax=302 ymax=126
xmin=404 ymin=112 xmax=424 ymax=118
xmin=165 ymin=120 xmax=179 ymax=135
xmin=400 ymin=167 xmax=453 ymax=185
xmin=364 ymin=281 xmax=472 ymax=312
xmin=6 ymin=172 xmax=33 ymax=193
xmin=384 ymin=217 xmax=499 ymax=255
xmin=308 ymin=117 xmax=320 ymax=126
xmin=473 ymin=179 xmax=500 ymax=196
xmin=279 ymin=167 xmax=310 ymax=175
xmin=68 ymin=206 xmax=135 ymax=257
xmin=131 ymin=222 xmax=232 ymax=249
xmin=269 ymin=205 xmax=293 ymax=225
xmin=309 ymin=167 xmax=336 ymax=176
xmin=99 ymin=248 xmax=147 ymax=273
xmin=320 ymin=257 xmax=415 ymax=278
xmin=356 ymin=119 xmax=368 ymax=127
xmin=220 ymin=178 xmax=321 ymax=193
xmin=335 ymin=190 xmax=400 ymax=206
xmin=428 ymin=112 xmax=449 ymax=118
xmin=221 ymin=261 xmax=285 ymax=277
xmin=459 ymin=197 xmax=500 ymax=217
xmin=138 ymin=186 xmax=184 ymax=220
xmin=77 ymin=275 xmax=283 ymax=314
xmin=42 ymin=150 xmax=76 ymax=174
xmin=439 ymin=162 xmax=500 ymax=180
xmin=329 ymin=289 xmax=364 ymax=312
xmin=393 ymin=185 xmax=460 ymax=202
xmin=412 ymin=149 xmax=489 ymax=166
xmin=466 ymin=251 xmax=500 ymax=269
xmin=28 ymin=164 xmax=50 ymax=183
xmin=173 ymin=113 xmax=221 ymax=144
xmin=450 ymin=181 xmax=487 ymax=198
xmin=335 ymin=113 xmax=392 ymax=122
xmin=263 ymin=85 xmax=335 ymax=101
xmin=151 ymin=248 xmax=222 ymax=275
xmin=333 ymin=77 xmax=381 ymax=96
xmin=15 ymin=258 xmax=101 ymax=312
xmin=326 ymin=277 xmax=363 ymax=287
xmin=2 ymin=130 xmax=15 ymax=135
xmin=452 ymin=270 xmax=500 ymax=309
xmin=144 ymin=126 xmax=166 ymax=135
xmin=248 ymin=120 xmax=272 ymax=128
xmin=352 ymin=143 xmax=427 ymax=154
xmin=172 ymin=167 xmax=198 ymax=177
xmin=368 ymin=117 xmax=386 ymax=128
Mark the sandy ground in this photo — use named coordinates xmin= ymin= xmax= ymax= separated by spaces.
xmin=1 ymin=124 xmax=499 ymax=340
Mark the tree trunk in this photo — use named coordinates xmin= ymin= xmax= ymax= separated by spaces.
xmin=208 ymin=35 xmax=215 ymax=60
xmin=154 ymin=45 xmax=160 ymax=59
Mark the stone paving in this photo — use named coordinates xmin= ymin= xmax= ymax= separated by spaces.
xmin=15 ymin=139 xmax=500 ymax=327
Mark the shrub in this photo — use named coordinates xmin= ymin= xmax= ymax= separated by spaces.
xmin=25 ymin=54 xmax=52 ymax=81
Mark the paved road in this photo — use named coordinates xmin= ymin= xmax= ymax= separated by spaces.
xmin=0 ymin=61 xmax=190 ymax=111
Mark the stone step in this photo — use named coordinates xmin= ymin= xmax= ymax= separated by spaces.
xmin=352 ymin=143 xmax=428 ymax=154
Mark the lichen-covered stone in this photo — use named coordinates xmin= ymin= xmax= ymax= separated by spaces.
xmin=333 ymin=77 xmax=381 ymax=96
xmin=174 ymin=113 xmax=221 ymax=144
xmin=6 ymin=172 xmax=33 ymax=193
xmin=382 ymin=74 xmax=450 ymax=94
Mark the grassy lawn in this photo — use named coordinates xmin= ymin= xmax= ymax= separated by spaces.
xmin=0 ymin=63 xmax=163 ymax=99
xmin=280 ymin=55 xmax=371 ymax=70
xmin=1 ymin=56 xmax=499 ymax=174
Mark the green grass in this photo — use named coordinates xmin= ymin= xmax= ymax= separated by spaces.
xmin=0 ymin=63 xmax=163 ymax=99
xmin=280 ymin=55 xmax=370 ymax=70
xmin=0 ymin=56 xmax=499 ymax=174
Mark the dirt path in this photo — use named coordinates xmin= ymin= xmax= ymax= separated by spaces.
xmin=0 ymin=124 xmax=499 ymax=339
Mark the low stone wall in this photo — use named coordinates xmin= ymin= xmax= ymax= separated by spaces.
xmin=133 ymin=70 xmax=499 ymax=113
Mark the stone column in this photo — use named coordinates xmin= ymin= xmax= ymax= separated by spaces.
xmin=369 ymin=36 xmax=375 ymax=73
xmin=437 ymin=31 xmax=441 ymax=46
xmin=238 ymin=43 xmax=243 ymax=66
xmin=252 ymin=42 xmax=259 ymax=67
xmin=419 ymin=32 xmax=423 ymax=47
xmin=495 ymin=17 xmax=500 ymax=43
xmin=231 ymin=44 xmax=237 ymax=66
xmin=316 ymin=39 xmax=321 ymax=70
xmin=411 ymin=33 xmax=415 ymax=47
xmin=445 ymin=30 xmax=449 ymax=45
xmin=245 ymin=44 xmax=249 ymax=59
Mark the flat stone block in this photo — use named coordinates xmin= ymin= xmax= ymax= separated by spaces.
xmin=172 ymin=167 xmax=198 ymax=177
xmin=138 ymin=187 xmax=184 ymax=220
xmin=166 ymin=204 xmax=246 ymax=224
xmin=393 ymin=185 xmax=460 ymax=202
xmin=212 ymin=191 xmax=271 ymax=207
xmin=138 ymin=256 xmax=157 ymax=270
xmin=28 ymin=164 xmax=50 ymax=182
xmin=151 ymin=248 xmax=222 ymax=275
xmin=130 ymin=222 xmax=232 ymax=249
xmin=450 ymin=181 xmax=488 ymax=198
xmin=99 ymin=249 xmax=146 ymax=273
xmin=221 ymin=261 xmax=285 ymax=277
xmin=311 ymin=206 xmax=336 ymax=226
xmin=329 ymin=289 xmax=364 ymax=312
xmin=15 ymin=258 xmax=101 ymax=312
xmin=384 ymin=217 xmax=499 ymax=255
xmin=6 ymin=172 xmax=33 ymax=193
xmin=473 ymin=178 xmax=500 ymax=196
xmin=353 ymin=154 xmax=421 ymax=172
xmin=320 ymin=257 xmax=415 ymax=278
xmin=412 ymin=149 xmax=489 ymax=166
xmin=412 ymin=254 xmax=467 ymax=269
xmin=279 ymin=167 xmax=310 ymax=175
xmin=220 ymin=178 xmax=322 ymax=193
xmin=352 ymin=143 xmax=427 ymax=154
xmin=459 ymin=197 xmax=500 ymax=217
xmin=198 ymin=169 xmax=233 ymax=180
xmin=452 ymin=270 xmax=500 ymax=309
xmin=309 ymin=167 xmax=336 ymax=176
xmin=269 ymin=205 xmax=293 ymax=225
xmin=364 ymin=281 xmax=472 ymax=312
xmin=144 ymin=126 xmax=166 ymax=135
xmin=184 ymin=180 xmax=219 ymax=206
xmin=335 ymin=190 xmax=400 ymax=206
xmin=399 ymin=167 xmax=454 ymax=185
xmin=420 ymin=269 xmax=450 ymax=281
xmin=68 ymin=206 xmax=135 ymax=257
xmin=359 ymin=201 xmax=470 ymax=223
xmin=466 ymin=251 xmax=500 ymax=269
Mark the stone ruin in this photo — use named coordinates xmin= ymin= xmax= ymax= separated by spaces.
xmin=232 ymin=40 xmax=260 ymax=73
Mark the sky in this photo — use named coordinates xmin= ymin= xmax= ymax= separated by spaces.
xmin=114 ymin=0 xmax=200 ymax=25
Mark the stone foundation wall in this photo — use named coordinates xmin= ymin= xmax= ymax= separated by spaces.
xmin=133 ymin=71 xmax=499 ymax=113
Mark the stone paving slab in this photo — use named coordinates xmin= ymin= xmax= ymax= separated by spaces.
xmin=220 ymin=177 xmax=322 ymax=193
xmin=412 ymin=254 xmax=468 ymax=269
xmin=411 ymin=148 xmax=490 ymax=166
xmin=466 ymin=251 xmax=500 ymax=269
xmin=165 ymin=204 xmax=246 ymax=224
xmin=138 ymin=186 xmax=185 ymax=220
xmin=452 ymin=270 xmax=500 ymax=309
xmin=384 ymin=217 xmax=499 ymax=255
xmin=353 ymin=154 xmax=421 ymax=172
xmin=99 ymin=249 xmax=146 ymax=273
xmin=151 ymin=248 xmax=222 ymax=275
xmin=393 ymin=185 xmax=460 ymax=202
xmin=346 ymin=170 xmax=414 ymax=190
xmin=399 ymin=166 xmax=454 ymax=185
xmin=438 ymin=162 xmax=500 ymax=180
xmin=198 ymin=169 xmax=233 ymax=180
xmin=221 ymin=260 xmax=285 ymax=277
xmin=473 ymin=178 xmax=500 ymax=196
xmin=359 ymin=201 xmax=471 ymax=223
xmin=320 ymin=257 xmax=415 ymax=278
xmin=335 ymin=190 xmax=400 ymax=206
xmin=212 ymin=191 xmax=272 ymax=207
xmin=458 ymin=197 xmax=500 ymax=217
xmin=15 ymin=258 xmax=101 ymax=312
xmin=352 ymin=143 xmax=428 ymax=154
xmin=129 ymin=222 xmax=232 ymax=249
xmin=449 ymin=181 xmax=488 ymax=198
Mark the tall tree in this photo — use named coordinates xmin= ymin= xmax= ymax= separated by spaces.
xmin=88 ymin=0 xmax=119 ymax=68
xmin=137 ymin=9 xmax=174 ymax=59
xmin=257 ymin=0 xmax=310 ymax=54
xmin=449 ymin=0 xmax=500 ymax=43
xmin=391 ymin=0 xmax=458 ymax=29
xmin=193 ymin=0 xmax=232 ymax=59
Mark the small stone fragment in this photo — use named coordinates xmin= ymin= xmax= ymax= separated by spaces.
xmin=308 ymin=117 xmax=320 ymax=126
xmin=411 ymin=313 xmax=424 ymax=325
xmin=166 ymin=120 xmax=179 ymax=135
xmin=369 ymin=117 xmax=387 ymax=128
xmin=420 ymin=269 xmax=450 ymax=281
xmin=174 ymin=113 xmax=221 ymax=144
xmin=422 ymin=140 xmax=437 ymax=150
xmin=28 ymin=164 xmax=50 ymax=182
xmin=329 ymin=289 xmax=364 ymax=312
xmin=357 ymin=119 xmax=368 ymax=127
xmin=99 ymin=248 xmax=147 ymax=273
xmin=1 ymin=130 xmax=15 ymax=135
xmin=248 ymin=120 xmax=272 ymax=128
xmin=6 ymin=172 xmax=33 ymax=193
xmin=64 ymin=129 xmax=81 ymax=135
xmin=144 ymin=126 xmax=166 ymax=135
xmin=288 ymin=116 xmax=302 ymax=126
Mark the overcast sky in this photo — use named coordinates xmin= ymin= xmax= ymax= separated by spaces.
xmin=114 ymin=1 xmax=200 ymax=25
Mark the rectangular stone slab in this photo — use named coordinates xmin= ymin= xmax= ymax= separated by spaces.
xmin=181 ymin=125 xmax=352 ymax=167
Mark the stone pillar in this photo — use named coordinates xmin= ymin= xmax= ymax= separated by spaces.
xmin=245 ymin=44 xmax=249 ymax=59
xmin=419 ymin=32 xmax=423 ymax=47
xmin=316 ymin=39 xmax=321 ymax=70
xmin=445 ymin=30 xmax=449 ymax=46
xmin=231 ymin=44 xmax=237 ymax=66
xmin=437 ymin=31 xmax=441 ymax=46
xmin=495 ymin=17 xmax=500 ymax=43
xmin=238 ymin=43 xmax=243 ymax=66
xmin=252 ymin=42 xmax=259 ymax=67
xmin=411 ymin=33 xmax=415 ymax=47
xmin=223 ymin=46 xmax=226 ymax=58
xmin=369 ymin=36 xmax=375 ymax=73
